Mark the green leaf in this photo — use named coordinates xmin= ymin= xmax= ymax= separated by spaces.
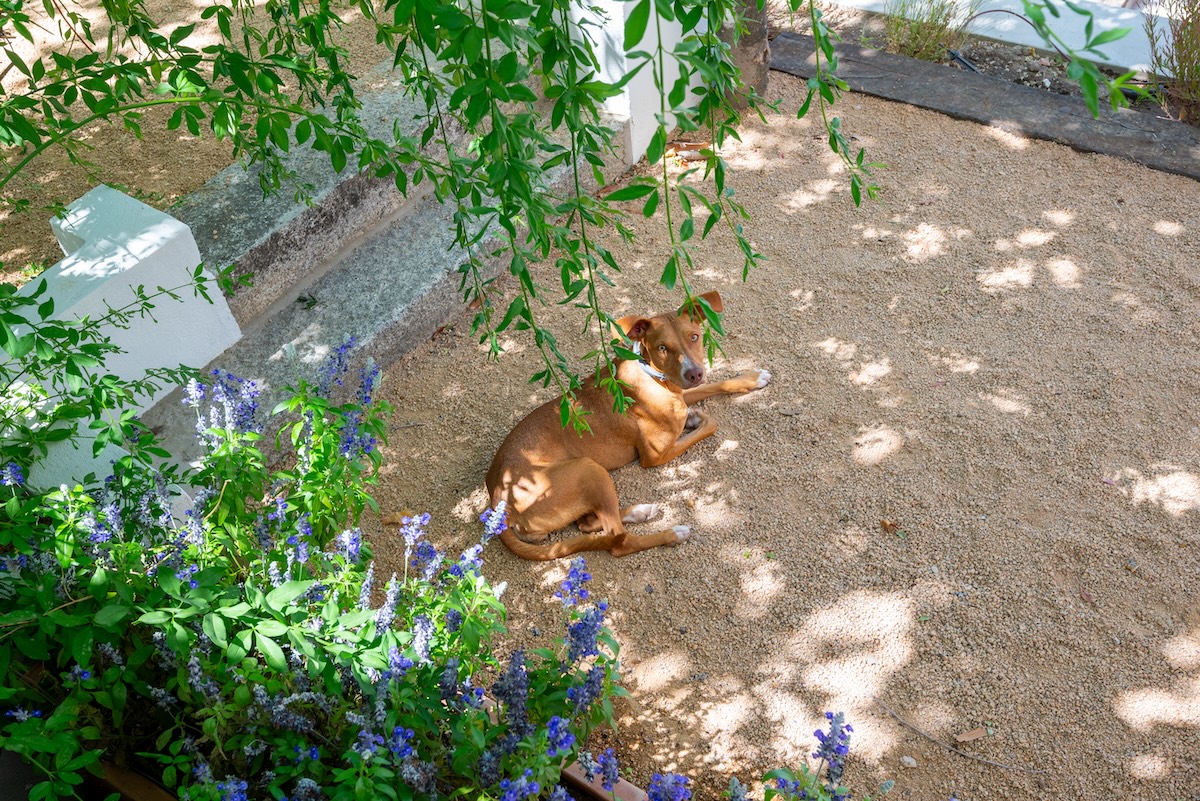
xmin=137 ymin=610 xmax=171 ymax=626
xmin=660 ymin=255 xmax=677 ymax=289
xmin=264 ymin=580 xmax=314 ymax=610
xmin=255 ymin=619 xmax=288 ymax=638
xmin=646 ymin=126 xmax=666 ymax=164
xmin=1088 ymin=27 xmax=1130 ymax=47
xmin=642 ymin=188 xmax=660 ymax=217
xmin=256 ymin=632 xmax=287 ymax=672
xmin=624 ymin=0 xmax=651 ymax=49
xmin=94 ymin=604 xmax=131 ymax=628
xmin=680 ymin=216 xmax=694 ymax=241
xmin=606 ymin=184 xmax=656 ymax=201
xmin=202 ymin=613 xmax=228 ymax=648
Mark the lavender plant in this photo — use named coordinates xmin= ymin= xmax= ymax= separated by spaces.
xmin=0 ymin=302 xmax=622 ymax=800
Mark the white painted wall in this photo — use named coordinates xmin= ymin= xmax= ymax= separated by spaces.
xmin=12 ymin=186 xmax=241 ymax=489
xmin=826 ymin=0 xmax=1169 ymax=73
xmin=576 ymin=0 xmax=703 ymax=163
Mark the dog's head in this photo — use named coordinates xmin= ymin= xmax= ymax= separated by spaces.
xmin=616 ymin=291 xmax=723 ymax=389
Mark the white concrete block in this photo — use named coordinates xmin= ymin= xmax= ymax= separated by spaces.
xmin=13 ymin=186 xmax=241 ymax=489
xmin=44 ymin=186 xmax=241 ymax=409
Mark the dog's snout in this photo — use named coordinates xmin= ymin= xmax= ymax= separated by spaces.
xmin=683 ymin=362 xmax=706 ymax=387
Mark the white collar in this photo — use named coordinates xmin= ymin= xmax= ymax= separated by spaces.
xmin=632 ymin=341 xmax=666 ymax=381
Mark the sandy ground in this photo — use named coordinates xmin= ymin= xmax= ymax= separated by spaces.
xmin=369 ymin=73 xmax=1200 ymax=800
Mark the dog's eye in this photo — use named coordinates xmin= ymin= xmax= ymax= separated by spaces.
xmin=691 ymin=334 xmax=699 ymax=342
xmin=658 ymin=344 xmax=668 ymax=353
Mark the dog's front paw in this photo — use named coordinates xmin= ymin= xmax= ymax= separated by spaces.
xmin=685 ymin=410 xmax=703 ymax=431
xmin=671 ymin=524 xmax=691 ymax=544
xmin=754 ymin=369 xmax=772 ymax=389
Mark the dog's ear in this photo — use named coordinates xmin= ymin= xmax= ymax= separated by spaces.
xmin=614 ymin=316 xmax=652 ymax=341
xmin=679 ymin=291 xmax=724 ymax=322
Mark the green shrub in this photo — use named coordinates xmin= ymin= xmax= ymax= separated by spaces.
xmin=884 ymin=0 xmax=982 ymax=62
xmin=1146 ymin=0 xmax=1200 ymax=122
xmin=0 ymin=285 xmax=622 ymax=801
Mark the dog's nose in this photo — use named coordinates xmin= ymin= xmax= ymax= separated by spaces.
xmin=683 ymin=364 xmax=706 ymax=387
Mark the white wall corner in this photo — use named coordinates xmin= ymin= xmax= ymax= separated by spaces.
xmin=577 ymin=0 xmax=705 ymax=165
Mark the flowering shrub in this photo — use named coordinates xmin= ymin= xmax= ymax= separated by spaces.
xmin=760 ymin=712 xmax=893 ymax=801
xmin=0 ymin=292 xmax=622 ymax=800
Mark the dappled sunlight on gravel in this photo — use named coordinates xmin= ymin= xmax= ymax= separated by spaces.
xmin=373 ymin=70 xmax=1200 ymax=800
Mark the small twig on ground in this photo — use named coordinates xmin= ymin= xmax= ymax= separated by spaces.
xmin=873 ymin=696 xmax=1050 ymax=776
xmin=394 ymin=422 xmax=425 ymax=430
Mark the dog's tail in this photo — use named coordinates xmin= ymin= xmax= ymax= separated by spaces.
xmin=498 ymin=526 xmax=622 ymax=562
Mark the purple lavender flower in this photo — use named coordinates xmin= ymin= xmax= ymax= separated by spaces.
xmin=187 ymin=652 xmax=219 ymax=700
xmin=353 ymin=729 xmax=384 ymax=760
xmin=480 ymin=501 xmax=507 ymax=542
xmin=813 ymin=711 xmax=853 ymax=788
xmin=357 ymin=359 xmax=381 ymax=405
xmin=449 ymin=543 xmax=484 ymax=578
xmin=2 ymin=462 xmax=23 ymax=488
xmin=82 ymin=511 xmax=111 ymax=544
xmin=647 ymin=773 xmax=691 ymax=801
xmin=97 ymin=642 xmax=124 ymax=667
xmin=374 ymin=574 xmax=400 ymax=631
xmin=400 ymin=760 xmax=437 ymax=793
xmin=598 ymin=748 xmax=619 ymax=791
xmin=216 ymin=778 xmax=248 ymax=801
xmin=498 ymin=769 xmax=541 ymax=801
xmin=546 ymin=715 xmax=575 ymax=757
xmin=398 ymin=513 xmax=431 ymax=562
xmin=386 ymin=646 xmax=415 ymax=681
xmin=336 ymin=528 xmax=363 ymax=563
xmin=389 ymin=726 xmax=415 ymax=759
xmin=726 ymin=777 xmax=750 ymax=801
xmin=439 ymin=659 xmax=461 ymax=703
xmin=192 ymin=762 xmax=214 ymax=784
xmin=565 ymin=602 xmax=608 ymax=663
xmin=411 ymin=614 xmax=434 ymax=662
xmin=317 ymin=336 xmax=357 ymax=398
xmin=189 ymin=370 xmax=261 ymax=445
xmin=267 ymin=497 xmax=288 ymax=522
xmin=567 ymin=664 xmax=605 ymax=712
xmin=292 ymin=778 xmax=323 ymax=801
xmin=410 ymin=540 xmax=442 ymax=582
xmin=4 ymin=707 xmax=43 ymax=722
xmin=577 ymin=751 xmax=597 ymax=782
xmin=554 ymin=557 xmax=591 ymax=606
xmin=338 ymin=410 xmax=377 ymax=458
xmin=68 ymin=664 xmax=92 ymax=683
xmin=477 ymin=749 xmax=501 ymax=786
xmin=548 ymin=787 xmax=572 ymax=801
xmin=492 ymin=650 xmax=533 ymax=744
xmin=358 ymin=562 xmax=375 ymax=610
xmin=445 ymin=608 xmax=463 ymax=632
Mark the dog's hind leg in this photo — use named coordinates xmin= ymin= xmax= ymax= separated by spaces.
xmin=508 ymin=459 xmax=685 ymax=558
xmin=578 ymin=503 xmax=660 ymax=532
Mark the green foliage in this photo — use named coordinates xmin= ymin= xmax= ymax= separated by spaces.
xmin=0 ymin=289 xmax=622 ymax=800
xmin=884 ymin=0 xmax=982 ymax=62
xmin=1008 ymin=0 xmax=1144 ymax=115
xmin=1146 ymin=0 xmax=1200 ymax=122
xmin=0 ymin=0 xmax=1145 ymax=425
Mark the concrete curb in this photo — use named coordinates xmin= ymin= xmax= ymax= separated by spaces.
xmin=770 ymin=32 xmax=1200 ymax=181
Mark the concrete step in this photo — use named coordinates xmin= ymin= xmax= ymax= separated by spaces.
xmin=143 ymin=68 xmax=632 ymax=466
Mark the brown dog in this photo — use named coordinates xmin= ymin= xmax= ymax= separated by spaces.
xmin=485 ymin=291 xmax=770 ymax=560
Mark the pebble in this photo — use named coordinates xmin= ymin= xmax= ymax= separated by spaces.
xmin=900 ymin=755 xmax=918 ymax=768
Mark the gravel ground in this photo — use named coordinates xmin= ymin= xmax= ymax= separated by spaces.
xmin=371 ymin=71 xmax=1200 ymax=801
